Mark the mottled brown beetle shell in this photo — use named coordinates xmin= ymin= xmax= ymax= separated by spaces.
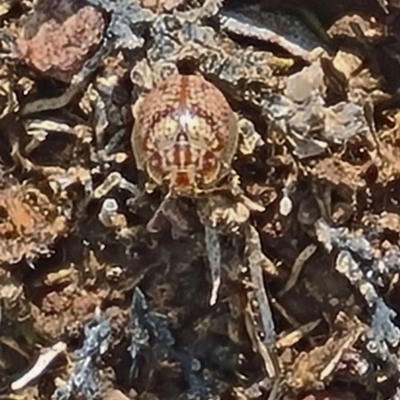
xmin=131 ymin=74 xmax=238 ymax=196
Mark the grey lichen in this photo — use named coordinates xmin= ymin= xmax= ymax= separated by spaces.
xmin=316 ymin=219 xmax=400 ymax=375
xmin=52 ymin=308 xmax=111 ymax=400
xmin=86 ymin=0 xmax=154 ymax=50
xmin=263 ymin=64 xmax=370 ymax=159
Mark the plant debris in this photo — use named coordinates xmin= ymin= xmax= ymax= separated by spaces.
xmin=2 ymin=0 xmax=400 ymax=399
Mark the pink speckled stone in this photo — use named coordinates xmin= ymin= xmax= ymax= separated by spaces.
xmin=17 ymin=0 xmax=105 ymax=82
